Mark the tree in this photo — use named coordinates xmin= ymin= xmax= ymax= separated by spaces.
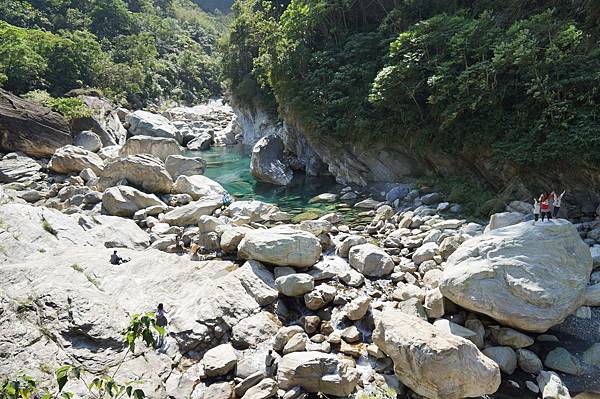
xmin=0 ymin=22 xmax=48 ymax=93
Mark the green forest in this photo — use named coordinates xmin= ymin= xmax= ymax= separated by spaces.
xmin=0 ymin=0 xmax=227 ymax=107
xmin=2 ymin=0 xmax=600 ymax=168
xmin=221 ymin=0 xmax=600 ymax=168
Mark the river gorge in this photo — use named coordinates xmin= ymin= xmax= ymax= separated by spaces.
xmin=0 ymin=89 xmax=599 ymax=399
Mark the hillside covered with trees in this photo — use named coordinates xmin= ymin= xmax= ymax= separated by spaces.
xmin=0 ymin=0 xmax=227 ymax=108
xmin=222 ymin=0 xmax=600 ymax=170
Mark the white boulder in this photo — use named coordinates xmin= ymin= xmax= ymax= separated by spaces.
xmin=373 ymin=309 xmax=500 ymax=399
xmin=440 ymin=220 xmax=592 ymax=332
xmin=238 ymin=226 xmax=322 ymax=268
xmin=348 ymin=243 xmax=394 ymax=277
xmin=119 ymin=136 xmax=182 ymax=161
xmin=49 ymin=145 xmax=104 ymax=175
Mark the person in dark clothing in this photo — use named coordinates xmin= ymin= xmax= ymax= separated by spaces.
xmin=110 ymin=250 xmax=130 ymax=265
xmin=265 ymin=349 xmax=277 ymax=377
xmin=155 ymin=303 xmax=168 ymax=348
xmin=110 ymin=250 xmax=123 ymax=265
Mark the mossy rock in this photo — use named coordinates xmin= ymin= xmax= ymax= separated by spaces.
xmin=291 ymin=210 xmax=322 ymax=223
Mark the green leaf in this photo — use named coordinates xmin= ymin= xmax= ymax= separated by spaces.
xmin=55 ymin=365 xmax=72 ymax=392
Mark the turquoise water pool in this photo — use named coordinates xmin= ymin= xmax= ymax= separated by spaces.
xmin=189 ymin=145 xmax=363 ymax=222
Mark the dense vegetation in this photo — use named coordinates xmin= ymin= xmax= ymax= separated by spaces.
xmin=0 ymin=0 xmax=227 ymax=107
xmin=222 ymin=0 xmax=600 ymax=168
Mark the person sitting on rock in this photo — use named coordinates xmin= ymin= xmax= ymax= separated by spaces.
xmin=532 ymin=196 xmax=541 ymax=225
xmin=110 ymin=250 xmax=123 ymax=265
xmin=155 ymin=303 xmax=168 ymax=348
xmin=265 ymin=349 xmax=277 ymax=377
xmin=552 ymin=190 xmax=566 ymax=218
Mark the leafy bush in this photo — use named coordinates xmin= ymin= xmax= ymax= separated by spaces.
xmin=46 ymin=97 xmax=92 ymax=120
xmin=41 ymin=219 xmax=57 ymax=236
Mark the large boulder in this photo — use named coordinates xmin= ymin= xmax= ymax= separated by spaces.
xmin=348 ymin=243 xmax=394 ymax=277
xmin=49 ymin=145 xmax=104 ymax=175
xmin=277 ymin=352 xmax=360 ymax=396
xmin=126 ymin=110 xmax=182 ymax=143
xmin=0 ymin=152 xmax=44 ymax=183
xmin=70 ymin=95 xmax=127 ymax=147
xmin=102 ymin=186 xmax=166 ymax=217
xmin=373 ymin=309 xmax=500 ymax=399
xmin=99 ymin=154 xmax=173 ymax=194
xmin=250 ymin=135 xmax=293 ymax=186
xmin=74 ymin=130 xmax=102 ymax=152
xmin=440 ymin=220 xmax=592 ymax=332
xmin=172 ymin=175 xmax=227 ymax=200
xmin=238 ymin=226 xmax=322 ymax=268
xmin=0 ymin=88 xmax=71 ymax=157
xmin=161 ymin=198 xmax=222 ymax=226
xmin=119 ymin=136 xmax=183 ymax=161
xmin=165 ymin=155 xmax=206 ymax=178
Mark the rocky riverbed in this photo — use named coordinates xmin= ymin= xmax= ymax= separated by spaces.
xmin=0 ymin=91 xmax=599 ymax=399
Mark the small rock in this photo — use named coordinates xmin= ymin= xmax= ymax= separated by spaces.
xmin=482 ymin=346 xmax=517 ymax=374
xmin=275 ymin=274 xmax=314 ymax=297
xmin=241 ymin=378 xmax=278 ymax=399
xmin=544 ymin=347 xmax=583 ymax=375
xmin=490 ymin=327 xmax=534 ymax=348
xmin=203 ymin=343 xmax=237 ymax=377
xmin=582 ymin=343 xmax=600 ymax=367
xmin=344 ymin=296 xmax=371 ymax=321
xmin=348 ymin=243 xmax=394 ymax=277
xmin=537 ymin=371 xmax=571 ymax=399
xmin=340 ymin=325 xmax=361 ymax=343
xmin=283 ymin=333 xmax=308 ymax=354
xmin=517 ymin=348 xmax=543 ymax=374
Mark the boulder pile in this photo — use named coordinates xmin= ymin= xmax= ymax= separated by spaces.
xmin=0 ymin=96 xmax=598 ymax=399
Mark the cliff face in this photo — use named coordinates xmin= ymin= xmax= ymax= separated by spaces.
xmin=233 ymin=99 xmax=600 ymax=218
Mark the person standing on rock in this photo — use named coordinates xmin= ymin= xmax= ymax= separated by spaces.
xmin=552 ymin=190 xmax=566 ymax=218
xmin=265 ymin=349 xmax=277 ymax=377
xmin=533 ymin=197 xmax=541 ymax=225
xmin=540 ymin=193 xmax=552 ymax=222
xmin=155 ymin=303 xmax=168 ymax=348
xmin=221 ymin=193 xmax=231 ymax=210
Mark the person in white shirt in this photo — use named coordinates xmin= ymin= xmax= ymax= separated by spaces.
xmin=552 ymin=190 xmax=566 ymax=218
xmin=532 ymin=197 xmax=541 ymax=225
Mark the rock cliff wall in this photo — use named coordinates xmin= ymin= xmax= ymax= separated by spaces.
xmin=232 ymin=99 xmax=600 ymax=217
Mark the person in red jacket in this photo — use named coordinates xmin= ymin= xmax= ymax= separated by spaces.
xmin=540 ymin=193 xmax=552 ymax=222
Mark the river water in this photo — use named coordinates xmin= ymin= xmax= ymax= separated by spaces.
xmin=196 ymin=144 xmax=365 ymax=223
